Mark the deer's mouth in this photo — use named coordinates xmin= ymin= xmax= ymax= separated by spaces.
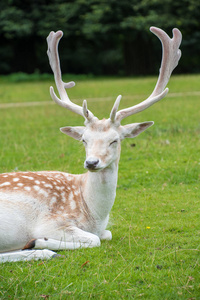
xmin=87 ymin=168 xmax=102 ymax=172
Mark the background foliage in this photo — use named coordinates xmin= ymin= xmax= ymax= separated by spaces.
xmin=0 ymin=0 xmax=200 ymax=75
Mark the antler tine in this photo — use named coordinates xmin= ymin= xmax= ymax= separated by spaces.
xmin=115 ymin=27 xmax=182 ymax=123
xmin=110 ymin=95 xmax=122 ymax=122
xmin=47 ymin=31 xmax=94 ymax=121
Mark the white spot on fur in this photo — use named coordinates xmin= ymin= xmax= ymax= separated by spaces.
xmin=0 ymin=182 xmax=11 ymax=187
xmin=38 ymin=189 xmax=49 ymax=197
xmin=69 ymin=191 xmax=74 ymax=202
xmin=13 ymin=178 xmax=19 ymax=182
xmin=44 ymin=183 xmax=53 ymax=189
xmin=34 ymin=185 xmax=40 ymax=191
xmin=50 ymin=197 xmax=57 ymax=206
xmin=35 ymin=180 xmax=40 ymax=185
xmin=70 ymin=199 xmax=76 ymax=210
xmin=61 ymin=192 xmax=66 ymax=202
xmin=65 ymin=174 xmax=72 ymax=181
xmin=22 ymin=175 xmax=34 ymax=180
xmin=17 ymin=183 xmax=24 ymax=187
xmin=2 ymin=175 xmax=8 ymax=178
xmin=24 ymin=186 xmax=31 ymax=191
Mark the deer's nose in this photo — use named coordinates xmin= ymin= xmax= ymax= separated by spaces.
xmin=85 ymin=158 xmax=100 ymax=170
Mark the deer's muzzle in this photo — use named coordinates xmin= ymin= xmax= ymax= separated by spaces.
xmin=84 ymin=158 xmax=100 ymax=171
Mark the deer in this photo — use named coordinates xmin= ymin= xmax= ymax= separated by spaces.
xmin=0 ymin=27 xmax=182 ymax=262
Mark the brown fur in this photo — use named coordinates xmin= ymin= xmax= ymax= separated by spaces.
xmin=0 ymin=171 xmax=93 ymax=231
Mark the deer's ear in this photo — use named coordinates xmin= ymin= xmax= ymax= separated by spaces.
xmin=119 ymin=122 xmax=154 ymax=139
xmin=60 ymin=126 xmax=85 ymax=140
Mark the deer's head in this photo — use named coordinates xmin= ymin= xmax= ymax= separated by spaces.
xmin=47 ymin=28 xmax=182 ymax=172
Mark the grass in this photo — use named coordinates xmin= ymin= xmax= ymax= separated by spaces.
xmin=0 ymin=74 xmax=199 ymax=299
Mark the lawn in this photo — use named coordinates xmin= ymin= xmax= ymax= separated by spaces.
xmin=0 ymin=74 xmax=199 ymax=299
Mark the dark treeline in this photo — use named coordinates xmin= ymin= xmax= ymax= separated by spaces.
xmin=0 ymin=0 xmax=200 ymax=76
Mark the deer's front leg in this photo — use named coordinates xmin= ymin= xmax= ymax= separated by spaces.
xmin=26 ymin=228 xmax=101 ymax=251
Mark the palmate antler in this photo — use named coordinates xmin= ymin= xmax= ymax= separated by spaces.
xmin=110 ymin=27 xmax=182 ymax=124
xmin=47 ymin=31 xmax=94 ymax=121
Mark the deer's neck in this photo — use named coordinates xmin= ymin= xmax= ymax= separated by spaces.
xmin=82 ymin=162 xmax=118 ymax=220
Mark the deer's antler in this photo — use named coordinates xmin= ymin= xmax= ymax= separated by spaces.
xmin=110 ymin=27 xmax=182 ymax=124
xmin=47 ymin=31 xmax=94 ymax=121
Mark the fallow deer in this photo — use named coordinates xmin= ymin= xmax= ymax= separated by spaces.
xmin=0 ymin=27 xmax=182 ymax=262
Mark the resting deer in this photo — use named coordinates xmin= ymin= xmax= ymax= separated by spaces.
xmin=0 ymin=27 xmax=181 ymax=262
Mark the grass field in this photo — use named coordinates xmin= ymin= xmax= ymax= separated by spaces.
xmin=0 ymin=74 xmax=199 ymax=299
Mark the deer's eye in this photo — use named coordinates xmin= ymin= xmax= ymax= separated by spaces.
xmin=109 ymin=140 xmax=118 ymax=146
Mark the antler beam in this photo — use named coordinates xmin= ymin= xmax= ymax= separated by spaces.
xmin=112 ymin=27 xmax=182 ymax=124
xmin=47 ymin=31 xmax=94 ymax=121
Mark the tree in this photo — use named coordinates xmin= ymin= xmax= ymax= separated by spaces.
xmin=0 ymin=0 xmax=200 ymax=75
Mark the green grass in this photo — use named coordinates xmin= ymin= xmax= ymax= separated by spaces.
xmin=0 ymin=74 xmax=199 ymax=299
